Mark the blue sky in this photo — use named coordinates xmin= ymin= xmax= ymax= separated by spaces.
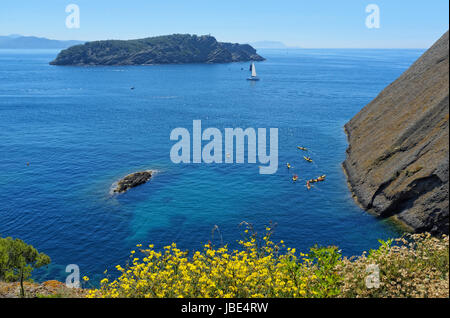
xmin=0 ymin=0 xmax=448 ymax=48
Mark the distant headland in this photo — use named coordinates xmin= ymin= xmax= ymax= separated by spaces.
xmin=0 ymin=34 xmax=84 ymax=49
xmin=49 ymin=34 xmax=265 ymax=66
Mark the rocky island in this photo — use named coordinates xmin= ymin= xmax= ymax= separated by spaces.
xmin=343 ymin=31 xmax=449 ymax=235
xmin=49 ymin=34 xmax=264 ymax=66
xmin=113 ymin=171 xmax=152 ymax=193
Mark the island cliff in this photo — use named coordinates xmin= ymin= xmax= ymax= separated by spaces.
xmin=343 ymin=31 xmax=449 ymax=235
xmin=49 ymin=34 xmax=264 ymax=66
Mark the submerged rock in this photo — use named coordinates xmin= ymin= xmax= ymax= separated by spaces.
xmin=343 ymin=31 xmax=449 ymax=235
xmin=114 ymin=171 xmax=152 ymax=193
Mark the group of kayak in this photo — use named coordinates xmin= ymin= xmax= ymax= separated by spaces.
xmin=306 ymin=175 xmax=326 ymax=190
xmin=287 ymin=146 xmax=325 ymax=189
xmin=297 ymin=146 xmax=313 ymax=162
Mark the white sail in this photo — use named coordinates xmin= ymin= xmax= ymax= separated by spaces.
xmin=251 ymin=63 xmax=257 ymax=77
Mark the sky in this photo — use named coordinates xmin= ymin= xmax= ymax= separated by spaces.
xmin=0 ymin=0 xmax=448 ymax=48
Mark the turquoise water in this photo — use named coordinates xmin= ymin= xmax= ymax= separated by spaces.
xmin=0 ymin=48 xmax=423 ymax=283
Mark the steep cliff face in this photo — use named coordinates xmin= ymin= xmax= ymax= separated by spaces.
xmin=49 ymin=34 xmax=264 ymax=66
xmin=343 ymin=31 xmax=449 ymax=235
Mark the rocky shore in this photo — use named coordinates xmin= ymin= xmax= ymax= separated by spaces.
xmin=0 ymin=281 xmax=86 ymax=298
xmin=343 ymin=31 xmax=449 ymax=235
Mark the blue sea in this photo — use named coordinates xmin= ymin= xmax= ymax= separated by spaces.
xmin=0 ymin=48 xmax=424 ymax=283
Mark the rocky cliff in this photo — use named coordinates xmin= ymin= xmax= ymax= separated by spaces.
xmin=343 ymin=31 xmax=449 ymax=235
xmin=50 ymin=34 xmax=264 ymax=66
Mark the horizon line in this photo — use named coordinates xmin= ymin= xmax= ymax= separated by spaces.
xmin=0 ymin=34 xmax=430 ymax=50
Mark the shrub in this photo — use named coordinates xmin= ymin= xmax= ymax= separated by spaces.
xmin=87 ymin=228 xmax=448 ymax=298
xmin=337 ymin=233 xmax=449 ymax=298
xmin=0 ymin=236 xmax=51 ymax=297
xmin=88 ymin=225 xmax=342 ymax=298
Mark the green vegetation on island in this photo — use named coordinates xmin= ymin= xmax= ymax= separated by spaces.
xmin=50 ymin=34 xmax=265 ymax=66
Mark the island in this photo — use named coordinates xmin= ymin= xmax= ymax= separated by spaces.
xmin=113 ymin=171 xmax=152 ymax=193
xmin=49 ymin=34 xmax=265 ymax=66
xmin=343 ymin=31 xmax=449 ymax=235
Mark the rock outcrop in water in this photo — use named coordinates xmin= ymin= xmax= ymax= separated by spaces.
xmin=343 ymin=31 xmax=449 ymax=235
xmin=114 ymin=171 xmax=152 ymax=193
xmin=49 ymin=34 xmax=264 ymax=66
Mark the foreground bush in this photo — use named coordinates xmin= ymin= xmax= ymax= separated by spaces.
xmin=0 ymin=236 xmax=51 ymax=297
xmin=87 ymin=227 xmax=448 ymax=298
xmin=338 ymin=233 xmax=449 ymax=298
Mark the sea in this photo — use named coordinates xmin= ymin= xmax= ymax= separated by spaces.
xmin=0 ymin=48 xmax=424 ymax=283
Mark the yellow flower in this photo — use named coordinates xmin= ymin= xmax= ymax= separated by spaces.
xmin=86 ymin=225 xmax=403 ymax=299
xmin=116 ymin=265 xmax=124 ymax=271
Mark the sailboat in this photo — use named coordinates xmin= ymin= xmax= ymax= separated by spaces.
xmin=247 ymin=62 xmax=260 ymax=81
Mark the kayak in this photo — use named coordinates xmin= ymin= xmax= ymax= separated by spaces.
xmin=286 ymin=163 xmax=292 ymax=169
xmin=292 ymin=175 xmax=298 ymax=182
xmin=303 ymin=156 xmax=313 ymax=162
xmin=297 ymin=146 xmax=308 ymax=151
xmin=308 ymin=175 xmax=326 ymax=184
